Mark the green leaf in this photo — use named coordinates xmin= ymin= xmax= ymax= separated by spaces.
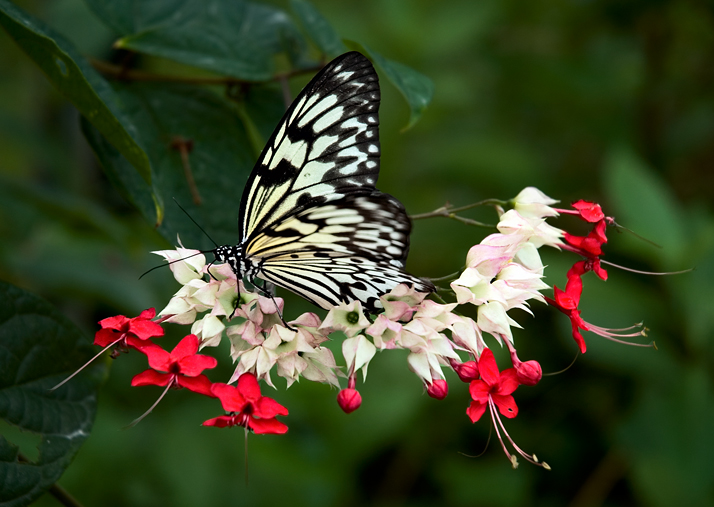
xmin=0 ymin=0 xmax=152 ymax=184
xmin=82 ymin=82 xmax=284 ymax=247
xmin=602 ymin=147 xmax=687 ymax=267
xmin=290 ymin=0 xmax=346 ymax=57
xmin=346 ymin=41 xmax=434 ymax=129
xmin=87 ymin=0 xmax=311 ymax=81
xmin=617 ymin=364 xmax=714 ymax=507
xmin=0 ymin=282 xmax=104 ymax=507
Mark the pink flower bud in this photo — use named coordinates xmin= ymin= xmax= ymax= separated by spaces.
xmin=451 ymin=360 xmax=479 ymax=383
xmin=337 ymin=388 xmax=362 ymax=414
xmin=427 ymin=379 xmax=449 ymax=400
xmin=515 ymin=360 xmax=542 ymax=386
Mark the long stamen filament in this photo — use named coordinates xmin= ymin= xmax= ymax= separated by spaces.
xmin=50 ymin=334 xmax=126 ymax=391
xmin=125 ymin=379 xmax=174 ymax=428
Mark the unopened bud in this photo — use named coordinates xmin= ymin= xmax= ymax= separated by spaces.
xmin=337 ymin=388 xmax=362 ymax=414
xmin=451 ymin=360 xmax=479 ymax=382
xmin=427 ymin=379 xmax=449 ymax=400
xmin=515 ymin=360 xmax=542 ymax=386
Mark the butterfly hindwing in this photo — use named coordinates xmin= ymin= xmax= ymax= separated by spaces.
xmin=240 ymin=52 xmax=381 ymax=243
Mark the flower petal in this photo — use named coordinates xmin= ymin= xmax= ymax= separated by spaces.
xmin=177 ymin=374 xmax=214 ymax=396
xmin=492 ymin=394 xmax=518 ymax=419
xmin=466 ymin=400 xmax=488 ymax=423
xmin=170 ymin=334 xmax=200 ymax=360
xmin=255 ymin=396 xmax=289 ymax=418
xmin=236 ymin=373 xmax=262 ymax=401
xmin=202 ymin=415 xmax=235 ymax=428
xmin=248 ymin=417 xmax=288 ymax=435
xmin=477 ymin=349 xmax=501 ymax=386
xmin=210 ymin=383 xmax=246 ymax=412
xmin=131 ymin=369 xmax=172 ymax=387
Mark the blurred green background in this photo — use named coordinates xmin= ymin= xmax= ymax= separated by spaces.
xmin=2 ymin=0 xmax=714 ymax=506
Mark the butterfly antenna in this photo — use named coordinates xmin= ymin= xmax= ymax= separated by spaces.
xmin=172 ymin=197 xmax=219 ymax=247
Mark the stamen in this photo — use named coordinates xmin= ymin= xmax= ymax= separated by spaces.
xmin=125 ymin=379 xmax=174 ymax=428
xmin=50 ymin=335 xmax=125 ymax=391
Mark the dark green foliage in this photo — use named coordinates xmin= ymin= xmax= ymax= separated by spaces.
xmin=1 ymin=0 xmax=713 ymax=506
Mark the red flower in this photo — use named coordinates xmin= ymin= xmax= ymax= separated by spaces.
xmin=546 ymin=261 xmax=647 ymax=353
xmin=94 ymin=308 xmax=164 ymax=349
xmin=51 ymin=308 xmax=164 ymax=391
xmin=466 ymin=349 xmax=548 ymax=469
xmin=467 ymin=349 xmax=519 ymax=422
xmin=203 ymin=374 xmax=288 ymax=434
xmin=131 ymin=334 xmax=217 ymax=396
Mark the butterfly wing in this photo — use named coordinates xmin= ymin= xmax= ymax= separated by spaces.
xmin=239 ymin=52 xmax=381 ymax=243
xmin=248 ymin=192 xmax=434 ymax=311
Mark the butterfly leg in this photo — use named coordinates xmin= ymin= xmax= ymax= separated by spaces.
xmin=252 ymin=282 xmax=296 ymax=331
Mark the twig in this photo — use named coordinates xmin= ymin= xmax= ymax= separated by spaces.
xmin=18 ymin=453 xmax=84 ymax=507
xmin=170 ymin=136 xmax=202 ymax=205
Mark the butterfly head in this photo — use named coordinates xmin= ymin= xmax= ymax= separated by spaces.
xmin=212 ymin=244 xmax=247 ymax=277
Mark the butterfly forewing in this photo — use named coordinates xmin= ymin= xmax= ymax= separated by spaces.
xmin=213 ymin=51 xmax=434 ymax=312
xmin=240 ymin=52 xmax=381 ymax=243
xmin=245 ymin=191 xmax=411 ymax=265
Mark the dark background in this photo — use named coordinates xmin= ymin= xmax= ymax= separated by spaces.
xmin=1 ymin=0 xmax=713 ymax=506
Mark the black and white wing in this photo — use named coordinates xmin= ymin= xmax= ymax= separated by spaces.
xmin=239 ymin=52 xmax=381 ymax=243
xmin=250 ymin=191 xmax=434 ymax=311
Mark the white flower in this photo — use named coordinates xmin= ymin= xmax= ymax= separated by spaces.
xmin=512 ymin=187 xmax=559 ymax=219
xmin=497 ymin=209 xmax=563 ymax=249
xmin=450 ymin=315 xmax=487 ymax=356
xmin=477 ymin=301 xmax=521 ymax=344
xmin=320 ymin=301 xmax=371 ymax=337
xmin=342 ymin=335 xmax=377 ymax=380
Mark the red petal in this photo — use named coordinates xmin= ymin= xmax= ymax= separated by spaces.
xmin=236 ymin=373 xmax=262 ymax=401
xmin=468 ymin=379 xmax=491 ymax=402
xmin=99 ymin=315 xmax=129 ymax=331
xmin=477 ymin=349 xmax=501 ymax=386
xmin=94 ymin=328 xmax=121 ymax=347
xmin=571 ymin=324 xmax=587 ymax=353
xmin=131 ymin=369 xmax=172 ymax=387
xmin=466 ymin=400 xmax=488 ymax=422
xmin=137 ymin=308 xmax=156 ymax=320
xmin=177 ymin=374 xmax=214 ymax=396
xmin=141 ymin=344 xmax=171 ymax=371
xmin=255 ymin=396 xmax=289 ymax=418
xmin=492 ymin=394 xmax=518 ymax=419
xmin=210 ymin=383 xmax=246 ymax=412
xmin=202 ymin=415 xmax=235 ymax=428
xmin=593 ymin=220 xmax=608 ymax=244
xmin=592 ymin=260 xmax=608 ymax=281
xmin=178 ymin=354 xmax=218 ymax=376
xmin=248 ymin=417 xmax=288 ymax=435
xmin=572 ymin=201 xmax=604 ymax=223
xmin=495 ymin=369 xmax=520 ymax=395
xmin=129 ymin=319 xmax=164 ymax=340
xmin=170 ymin=334 xmax=200 ymax=360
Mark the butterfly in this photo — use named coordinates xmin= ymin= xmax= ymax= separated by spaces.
xmin=212 ymin=51 xmax=434 ymax=312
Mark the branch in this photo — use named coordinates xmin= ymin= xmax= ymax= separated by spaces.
xmin=409 ymin=199 xmax=504 ymax=227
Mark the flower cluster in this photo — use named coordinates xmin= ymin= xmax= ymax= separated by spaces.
xmin=65 ymin=187 xmax=650 ymax=467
